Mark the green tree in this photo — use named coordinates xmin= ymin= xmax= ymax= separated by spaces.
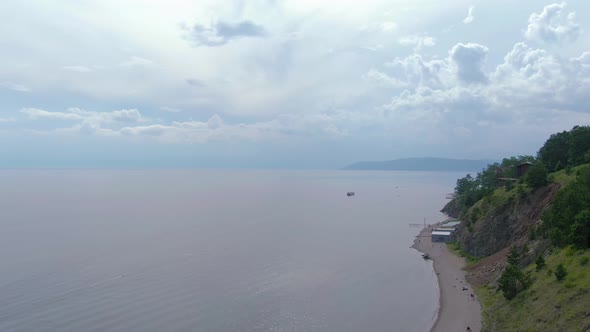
xmin=525 ymin=162 xmax=548 ymax=189
xmin=543 ymin=166 xmax=590 ymax=248
xmin=571 ymin=210 xmax=590 ymax=248
xmin=555 ymin=264 xmax=568 ymax=281
xmin=567 ymin=126 xmax=590 ymax=166
xmin=455 ymin=174 xmax=476 ymax=195
xmin=538 ymin=130 xmax=570 ymax=171
xmin=535 ymin=255 xmax=546 ymax=271
xmin=507 ymin=246 xmax=521 ymax=266
xmin=538 ymin=126 xmax=590 ymax=171
xmin=498 ymin=264 xmax=529 ymax=300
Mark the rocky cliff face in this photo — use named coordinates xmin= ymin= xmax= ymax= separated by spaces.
xmin=454 ymin=183 xmax=560 ymax=258
xmin=441 ymin=197 xmax=461 ymax=219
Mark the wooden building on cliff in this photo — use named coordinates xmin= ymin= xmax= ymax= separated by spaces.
xmin=516 ymin=162 xmax=532 ymax=178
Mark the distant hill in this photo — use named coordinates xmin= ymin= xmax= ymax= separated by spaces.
xmin=342 ymin=157 xmax=493 ymax=172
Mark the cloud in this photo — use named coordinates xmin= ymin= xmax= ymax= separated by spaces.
xmin=160 ymin=106 xmax=182 ymax=113
xmin=364 ymin=69 xmax=407 ymax=88
xmin=449 ymin=43 xmax=489 ymax=84
xmin=113 ymin=115 xmax=280 ymax=144
xmin=182 ymin=20 xmax=267 ymax=47
xmin=23 ymin=108 xmax=351 ymax=144
xmin=491 ymin=43 xmax=590 ymax=111
xmin=0 ymin=117 xmax=16 ymax=123
xmin=381 ymin=21 xmax=398 ymax=32
xmin=373 ymin=43 xmax=488 ymax=90
xmin=1 ymin=82 xmax=30 ymax=92
xmin=398 ymin=35 xmax=436 ymax=52
xmin=185 ymin=78 xmax=205 ymax=87
xmin=524 ymin=2 xmax=581 ymax=44
xmin=463 ymin=6 xmax=475 ymax=24
xmin=120 ymin=56 xmax=154 ymax=67
xmin=62 ymin=65 xmax=93 ymax=73
xmin=382 ymin=86 xmax=489 ymax=120
xmin=383 ymin=54 xmax=448 ymax=88
xmin=207 ymin=113 xmax=224 ymax=129
xmin=21 ymin=107 xmax=83 ymax=120
xmin=107 ymin=109 xmax=143 ymax=122
xmin=375 ymin=40 xmax=590 ymax=138
xmin=21 ymin=107 xmax=144 ymax=126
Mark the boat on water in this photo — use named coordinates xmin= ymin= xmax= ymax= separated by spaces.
xmin=422 ymin=254 xmax=430 ymax=260
xmin=347 ymin=192 xmax=355 ymax=196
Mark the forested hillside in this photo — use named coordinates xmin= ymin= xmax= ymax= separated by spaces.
xmin=442 ymin=125 xmax=590 ymax=331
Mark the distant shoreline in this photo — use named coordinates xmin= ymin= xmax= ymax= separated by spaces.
xmin=343 ymin=157 xmax=493 ymax=172
xmin=412 ymin=222 xmax=482 ymax=332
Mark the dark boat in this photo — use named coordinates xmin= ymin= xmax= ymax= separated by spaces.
xmin=422 ymin=254 xmax=430 ymax=260
xmin=347 ymin=192 xmax=355 ymax=196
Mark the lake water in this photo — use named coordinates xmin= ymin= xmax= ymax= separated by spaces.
xmin=0 ymin=170 xmax=460 ymax=331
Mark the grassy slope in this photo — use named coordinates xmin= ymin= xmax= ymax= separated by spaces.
xmin=478 ymin=247 xmax=590 ymax=332
xmin=472 ymin=164 xmax=590 ymax=331
xmin=447 ymin=241 xmax=480 ymax=264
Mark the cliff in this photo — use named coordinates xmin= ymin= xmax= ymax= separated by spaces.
xmin=455 ymin=183 xmax=560 ymax=257
xmin=441 ymin=196 xmax=462 ymax=219
xmin=446 ymin=167 xmax=590 ymax=331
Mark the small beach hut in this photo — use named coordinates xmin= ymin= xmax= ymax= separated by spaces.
xmin=443 ymin=221 xmax=461 ymax=228
xmin=431 ymin=230 xmax=453 ymax=243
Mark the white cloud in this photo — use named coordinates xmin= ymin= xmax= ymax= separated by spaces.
xmin=181 ymin=20 xmax=267 ymax=47
xmin=364 ymin=69 xmax=407 ymax=88
xmin=62 ymin=65 xmax=93 ymax=73
xmin=382 ymin=86 xmax=488 ymax=119
xmin=398 ymin=35 xmax=436 ymax=52
xmin=1 ymin=82 xmax=30 ymax=92
xmin=381 ymin=21 xmax=398 ymax=32
xmin=206 ymin=113 xmax=224 ymax=129
xmin=449 ymin=43 xmax=489 ymax=84
xmin=160 ymin=106 xmax=182 ymax=113
xmin=120 ymin=56 xmax=154 ymax=67
xmin=21 ymin=107 xmax=83 ymax=120
xmin=107 ymin=109 xmax=143 ymax=122
xmin=108 ymin=115 xmax=281 ymax=144
xmin=491 ymin=43 xmax=590 ymax=111
xmin=384 ymin=54 xmax=449 ymax=88
xmin=524 ymin=2 xmax=581 ymax=44
xmin=375 ymin=40 xmax=590 ymax=137
xmin=23 ymin=108 xmax=353 ymax=144
xmin=463 ymin=6 xmax=475 ymax=24
xmin=21 ymin=107 xmax=144 ymax=127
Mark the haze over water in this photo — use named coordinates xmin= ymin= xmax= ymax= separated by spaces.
xmin=0 ymin=170 xmax=459 ymax=331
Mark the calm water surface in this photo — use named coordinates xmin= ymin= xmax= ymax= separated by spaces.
xmin=0 ymin=170 xmax=460 ymax=331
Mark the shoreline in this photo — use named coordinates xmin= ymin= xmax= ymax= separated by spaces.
xmin=412 ymin=223 xmax=482 ymax=332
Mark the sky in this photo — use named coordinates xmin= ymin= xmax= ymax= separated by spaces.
xmin=1 ymin=0 xmax=590 ymax=168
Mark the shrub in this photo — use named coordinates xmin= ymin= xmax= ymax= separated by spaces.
xmin=517 ymin=185 xmax=527 ymax=198
xmin=555 ymin=264 xmax=568 ymax=281
xmin=507 ymin=246 xmax=521 ymax=266
xmin=498 ymin=264 xmax=530 ymax=300
xmin=564 ymin=280 xmax=576 ymax=288
xmin=525 ymin=162 xmax=549 ymax=189
xmin=580 ymin=257 xmax=589 ymax=266
xmin=535 ymin=255 xmax=546 ymax=271
xmin=565 ymin=246 xmax=576 ymax=257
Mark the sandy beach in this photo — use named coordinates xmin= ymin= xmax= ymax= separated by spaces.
xmin=412 ymin=225 xmax=482 ymax=332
